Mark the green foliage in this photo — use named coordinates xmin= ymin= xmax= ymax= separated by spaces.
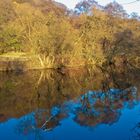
xmin=0 ymin=24 xmax=23 ymax=53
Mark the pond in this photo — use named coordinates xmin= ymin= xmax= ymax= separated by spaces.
xmin=0 ymin=67 xmax=140 ymax=140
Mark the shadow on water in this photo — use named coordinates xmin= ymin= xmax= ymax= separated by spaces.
xmin=0 ymin=66 xmax=139 ymax=139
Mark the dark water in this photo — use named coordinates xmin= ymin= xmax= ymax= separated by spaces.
xmin=0 ymin=67 xmax=140 ymax=140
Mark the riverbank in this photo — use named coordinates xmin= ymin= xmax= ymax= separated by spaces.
xmin=0 ymin=53 xmax=41 ymax=71
xmin=0 ymin=52 xmax=139 ymax=72
xmin=0 ymin=52 xmax=86 ymax=71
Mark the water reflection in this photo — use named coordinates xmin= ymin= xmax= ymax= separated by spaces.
xmin=0 ymin=67 xmax=139 ymax=140
xmin=73 ymin=87 xmax=138 ymax=127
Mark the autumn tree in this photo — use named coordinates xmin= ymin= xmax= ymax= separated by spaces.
xmin=104 ymin=1 xmax=128 ymax=18
xmin=0 ymin=0 xmax=140 ymax=69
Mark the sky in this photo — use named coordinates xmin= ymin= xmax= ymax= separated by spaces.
xmin=55 ymin=0 xmax=140 ymax=15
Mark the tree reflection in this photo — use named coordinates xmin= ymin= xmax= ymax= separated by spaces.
xmin=0 ymin=67 xmax=139 ymax=137
xmin=73 ymin=87 xmax=137 ymax=127
xmin=15 ymin=86 xmax=138 ymax=136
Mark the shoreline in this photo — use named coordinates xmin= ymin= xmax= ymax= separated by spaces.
xmin=0 ymin=53 xmax=139 ymax=72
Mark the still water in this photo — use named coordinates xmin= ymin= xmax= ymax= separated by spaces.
xmin=0 ymin=67 xmax=140 ymax=140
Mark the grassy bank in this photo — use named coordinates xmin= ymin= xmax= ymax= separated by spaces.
xmin=0 ymin=52 xmax=87 ymax=71
xmin=0 ymin=52 xmax=139 ymax=72
xmin=0 ymin=52 xmax=42 ymax=71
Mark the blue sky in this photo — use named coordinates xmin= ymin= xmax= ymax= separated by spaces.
xmin=55 ymin=0 xmax=140 ymax=14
